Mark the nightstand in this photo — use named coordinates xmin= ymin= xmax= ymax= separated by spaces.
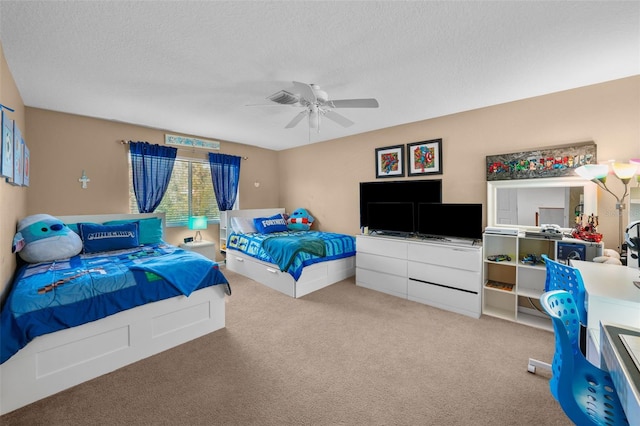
xmin=179 ymin=240 xmax=216 ymax=261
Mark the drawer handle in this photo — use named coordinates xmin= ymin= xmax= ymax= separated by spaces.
xmin=235 ymin=257 xmax=244 ymax=262
xmin=266 ymin=268 xmax=278 ymax=274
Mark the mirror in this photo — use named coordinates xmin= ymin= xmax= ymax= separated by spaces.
xmin=487 ymin=177 xmax=597 ymax=230
xmin=630 ymin=187 xmax=640 ymax=224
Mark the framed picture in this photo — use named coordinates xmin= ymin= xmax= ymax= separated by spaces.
xmin=11 ymin=123 xmax=23 ymax=186
xmin=407 ymin=138 xmax=443 ymax=176
xmin=375 ymin=144 xmax=404 ymax=178
xmin=1 ymin=110 xmax=13 ymax=179
xmin=23 ymin=144 xmax=30 ymax=187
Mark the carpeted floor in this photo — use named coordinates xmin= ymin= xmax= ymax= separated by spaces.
xmin=1 ymin=268 xmax=572 ymax=425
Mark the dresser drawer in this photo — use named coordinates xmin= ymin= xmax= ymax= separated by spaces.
xmin=356 ymin=268 xmax=407 ymax=298
xmin=407 ymin=261 xmax=480 ymax=293
xmin=357 ymin=236 xmax=407 ymax=259
xmin=357 ymin=252 xmax=407 ymax=276
xmin=408 ymin=279 xmax=481 ymax=318
xmin=408 ymin=243 xmax=481 ymax=272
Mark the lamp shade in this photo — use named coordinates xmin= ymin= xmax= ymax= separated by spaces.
xmin=188 ymin=216 xmax=208 ymax=230
xmin=611 ymin=162 xmax=637 ymax=180
xmin=574 ymin=164 xmax=609 ymax=180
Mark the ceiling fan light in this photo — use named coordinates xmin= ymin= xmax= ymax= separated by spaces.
xmin=309 ymin=112 xmax=319 ymax=128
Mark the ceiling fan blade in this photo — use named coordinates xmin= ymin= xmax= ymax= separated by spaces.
xmin=323 ymin=110 xmax=354 ymax=127
xmin=285 ymin=110 xmax=307 ymax=128
xmin=292 ymin=81 xmax=317 ymax=103
xmin=329 ymin=98 xmax=379 ymax=108
xmin=246 ymin=102 xmax=296 ymax=107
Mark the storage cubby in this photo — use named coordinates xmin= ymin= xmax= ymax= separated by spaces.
xmin=482 ymin=232 xmax=558 ymax=331
xmin=483 ymin=288 xmax=517 ymax=321
xmin=483 ymin=234 xmax=517 ymax=264
xmin=483 ymin=232 xmax=603 ymax=329
xmin=517 ymin=238 xmax=555 ymax=266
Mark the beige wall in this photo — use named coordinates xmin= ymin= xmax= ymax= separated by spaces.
xmin=24 ymin=108 xmax=281 ymax=256
xmin=0 ymin=43 xmax=26 ymax=295
xmin=279 ymin=76 xmax=640 ymax=249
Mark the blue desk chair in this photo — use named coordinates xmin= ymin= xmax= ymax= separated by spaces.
xmin=527 ymin=254 xmax=587 ymax=374
xmin=540 ymin=290 xmax=628 ymax=425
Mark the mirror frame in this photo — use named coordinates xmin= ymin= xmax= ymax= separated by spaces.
xmin=487 ymin=176 xmax=597 ymax=230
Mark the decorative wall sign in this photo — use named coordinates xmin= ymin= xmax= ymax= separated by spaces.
xmin=375 ymin=144 xmax=405 ymax=178
xmin=23 ymin=144 xmax=30 ymax=187
xmin=486 ymin=141 xmax=597 ymax=181
xmin=1 ymin=110 xmax=13 ymax=179
xmin=407 ymin=138 xmax=442 ymax=176
xmin=165 ymin=134 xmax=221 ymax=150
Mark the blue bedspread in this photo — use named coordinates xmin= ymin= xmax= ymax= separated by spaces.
xmin=226 ymin=230 xmax=356 ymax=281
xmin=0 ymin=243 xmax=230 ymax=364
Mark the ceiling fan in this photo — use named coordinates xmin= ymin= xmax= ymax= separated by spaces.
xmin=261 ymin=81 xmax=379 ymax=131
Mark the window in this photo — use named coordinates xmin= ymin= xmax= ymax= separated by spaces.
xmin=129 ymin=158 xmax=220 ymax=226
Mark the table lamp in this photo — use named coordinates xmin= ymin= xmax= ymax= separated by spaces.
xmin=188 ymin=216 xmax=208 ymax=242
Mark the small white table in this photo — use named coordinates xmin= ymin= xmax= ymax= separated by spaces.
xmin=179 ymin=240 xmax=217 ymax=261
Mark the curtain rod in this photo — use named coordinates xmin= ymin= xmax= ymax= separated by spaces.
xmin=119 ymin=140 xmax=248 ymax=160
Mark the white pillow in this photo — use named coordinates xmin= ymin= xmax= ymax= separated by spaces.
xmin=231 ymin=217 xmax=257 ymax=234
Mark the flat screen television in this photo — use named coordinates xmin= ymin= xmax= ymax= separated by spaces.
xmin=367 ymin=202 xmax=414 ymax=235
xmin=359 ymin=180 xmax=442 ymax=232
xmin=417 ymin=203 xmax=483 ymax=240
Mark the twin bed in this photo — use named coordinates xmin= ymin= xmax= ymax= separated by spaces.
xmin=0 ymin=213 xmax=230 ymax=415
xmin=224 ymin=208 xmax=356 ymax=298
xmin=0 ymin=209 xmax=355 ymax=414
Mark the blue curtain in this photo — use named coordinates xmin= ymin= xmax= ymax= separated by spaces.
xmin=130 ymin=141 xmax=177 ymax=213
xmin=208 ymin=153 xmax=241 ymax=211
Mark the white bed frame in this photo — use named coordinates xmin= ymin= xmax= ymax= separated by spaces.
xmin=0 ymin=213 xmax=227 ymax=415
xmin=224 ymin=208 xmax=355 ymax=298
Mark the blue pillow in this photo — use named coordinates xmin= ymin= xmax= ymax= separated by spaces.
xmin=104 ymin=217 xmax=163 ymax=245
xmin=66 ymin=222 xmax=99 ymax=235
xmin=253 ymin=214 xmax=288 ymax=234
xmin=78 ymin=222 xmax=140 ymax=254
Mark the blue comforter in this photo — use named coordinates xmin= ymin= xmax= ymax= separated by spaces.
xmin=0 ymin=243 xmax=230 ymax=364
xmin=227 ymin=230 xmax=356 ymax=281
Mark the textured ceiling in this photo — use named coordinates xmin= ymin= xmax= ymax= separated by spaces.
xmin=1 ymin=1 xmax=638 ymax=151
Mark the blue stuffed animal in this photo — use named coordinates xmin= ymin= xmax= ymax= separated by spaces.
xmin=12 ymin=214 xmax=83 ymax=263
xmin=287 ymin=208 xmax=314 ymax=231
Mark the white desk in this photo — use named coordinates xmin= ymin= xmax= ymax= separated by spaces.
xmin=571 ymin=260 xmax=640 ymax=366
xmin=600 ymin=323 xmax=640 ymax=421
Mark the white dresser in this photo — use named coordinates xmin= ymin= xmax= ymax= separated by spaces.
xmin=356 ymin=235 xmax=482 ymax=318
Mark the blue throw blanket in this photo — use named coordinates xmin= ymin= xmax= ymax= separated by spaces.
xmin=261 ymin=236 xmax=326 ymax=272
xmin=227 ymin=230 xmax=356 ymax=281
xmin=0 ymin=243 xmax=230 ymax=364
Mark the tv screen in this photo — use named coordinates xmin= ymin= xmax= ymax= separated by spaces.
xmin=417 ymin=203 xmax=483 ymax=240
xmin=359 ymin=179 xmax=442 ymax=228
xmin=367 ymin=202 xmax=414 ymax=234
